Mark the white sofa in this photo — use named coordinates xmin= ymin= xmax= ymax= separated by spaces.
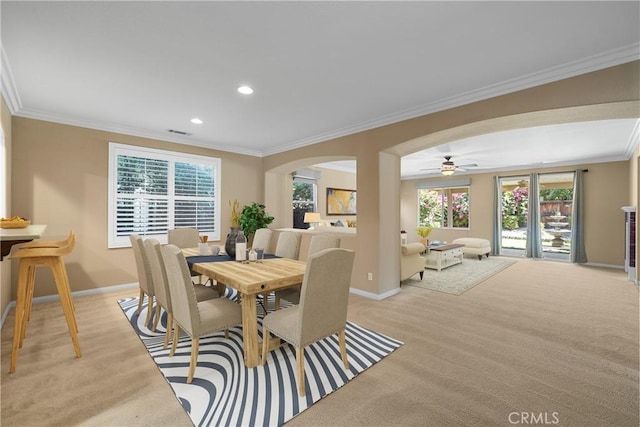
xmin=314 ymin=225 xmax=356 ymax=234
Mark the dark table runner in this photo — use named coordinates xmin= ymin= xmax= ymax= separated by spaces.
xmin=186 ymin=253 xmax=280 ymax=265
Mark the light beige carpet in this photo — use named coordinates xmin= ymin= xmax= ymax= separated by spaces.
xmin=1 ymin=259 xmax=638 ymax=426
xmin=403 ymin=256 xmax=517 ymax=294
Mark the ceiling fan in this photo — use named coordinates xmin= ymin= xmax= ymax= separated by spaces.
xmin=421 ymin=156 xmax=479 ymax=176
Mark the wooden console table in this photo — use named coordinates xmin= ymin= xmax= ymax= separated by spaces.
xmin=425 ymin=243 xmax=464 ymax=271
xmin=0 ymin=224 xmax=47 ymax=260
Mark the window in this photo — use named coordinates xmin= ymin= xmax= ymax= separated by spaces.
xmin=417 ymin=179 xmax=470 ymax=229
xmin=293 ymin=177 xmax=317 ymax=228
xmin=108 ymin=143 xmax=221 ymax=248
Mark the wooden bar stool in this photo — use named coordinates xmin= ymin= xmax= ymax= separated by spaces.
xmin=8 ymin=230 xmax=82 ymax=373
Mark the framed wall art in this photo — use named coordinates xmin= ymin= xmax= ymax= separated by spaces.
xmin=326 ymin=187 xmax=356 ymax=215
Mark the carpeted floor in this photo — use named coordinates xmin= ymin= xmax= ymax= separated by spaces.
xmin=403 ymin=256 xmax=517 ymax=295
xmin=117 ymin=295 xmax=402 ymax=426
xmin=1 ymin=259 xmax=638 ymax=426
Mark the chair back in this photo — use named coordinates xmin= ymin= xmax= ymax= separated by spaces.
xmin=275 ymin=231 xmax=301 ymax=259
xmin=168 ymin=228 xmax=199 ymax=249
xmin=308 ymin=234 xmax=341 ymax=256
xmin=297 ymin=248 xmax=355 ymax=345
xmin=130 ymin=234 xmax=154 ymax=296
xmin=251 ymin=228 xmax=273 ymax=251
xmin=10 ymin=230 xmax=76 ymax=258
xmin=160 ymin=244 xmax=200 ymax=335
xmin=144 ymin=238 xmax=171 ymax=312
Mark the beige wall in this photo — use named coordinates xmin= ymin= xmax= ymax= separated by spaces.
xmin=264 ymin=61 xmax=639 ymax=296
xmin=1 ymin=97 xmax=13 ymax=316
xmin=9 ymin=117 xmax=264 ymax=299
xmin=4 ymin=61 xmax=638 ymax=306
xmin=402 ymin=161 xmax=630 ymax=266
xmin=314 ymin=166 xmax=357 ymax=224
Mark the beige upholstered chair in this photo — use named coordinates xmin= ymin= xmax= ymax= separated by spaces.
xmin=144 ymin=239 xmax=218 ymax=347
xmin=400 ymin=242 xmax=426 ymax=281
xmin=274 ymin=231 xmax=301 ymax=259
xmin=130 ymin=234 xmax=156 ymax=326
xmin=160 ymin=244 xmax=242 ymax=383
xmin=262 ymin=248 xmax=355 ymax=396
xmin=274 ymin=234 xmax=341 ymax=310
xmin=269 ymin=231 xmax=302 ymax=311
xmin=168 ymin=227 xmax=204 ymax=283
xmin=168 ymin=227 xmax=199 ymax=248
xmin=251 ymin=228 xmax=273 ymax=251
xmin=309 ymin=234 xmax=341 ymax=255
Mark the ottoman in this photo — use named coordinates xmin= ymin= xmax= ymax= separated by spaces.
xmin=452 ymin=238 xmax=491 ymax=260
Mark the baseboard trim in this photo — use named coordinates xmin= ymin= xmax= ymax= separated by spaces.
xmin=1 ymin=301 xmax=15 ymax=327
xmin=0 ymin=282 xmax=138 ymax=329
xmin=584 ymin=262 xmax=624 ymax=270
xmin=350 ymin=286 xmax=400 ymax=300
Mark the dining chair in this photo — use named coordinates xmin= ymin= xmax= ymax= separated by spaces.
xmin=251 ymin=228 xmax=273 ymax=252
xmin=257 ymin=231 xmax=301 ymax=311
xmin=130 ymin=234 xmax=155 ymax=327
xmin=168 ymin=227 xmax=200 ymax=249
xmin=274 ymin=234 xmax=341 ymax=310
xmin=144 ymin=238 xmax=219 ymax=348
xmin=168 ymin=227 xmax=206 ymax=284
xmin=274 ymin=231 xmax=301 ymax=259
xmin=8 ymin=230 xmax=82 ymax=373
xmin=160 ymin=244 xmax=242 ymax=383
xmin=261 ymin=248 xmax=355 ymax=396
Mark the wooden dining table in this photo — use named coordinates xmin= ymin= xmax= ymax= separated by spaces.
xmin=182 ymin=248 xmax=306 ymax=368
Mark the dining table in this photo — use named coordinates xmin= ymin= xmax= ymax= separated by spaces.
xmin=182 ymin=247 xmax=306 ymax=368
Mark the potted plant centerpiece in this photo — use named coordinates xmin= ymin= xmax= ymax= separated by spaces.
xmin=416 ymin=225 xmax=433 ymax=247
xmin=239 ymin=202 xmax=275 ymax=244
xmin=225 ymin=200 xmax=275 ymax=257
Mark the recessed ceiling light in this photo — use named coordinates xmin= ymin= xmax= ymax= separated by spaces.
xmin=237 ymin=85 xmax=254 ymax=95
xmin=190 ymin=117 xmax=203 ymax=124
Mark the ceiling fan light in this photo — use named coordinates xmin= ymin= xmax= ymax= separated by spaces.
xmin=441 ymin=163 xmax=456 ymax=175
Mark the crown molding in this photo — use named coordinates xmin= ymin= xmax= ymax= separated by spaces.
xmin=4 ymin=42 xmax=639 ymax=158
xmin=0 ymin=47 xmax=22 ymax=113
xmin=12 ymin=108 xmax=263 ymax=157
xmin=263 ymin=43 xmax=640 ymax=157
xmin=624 ymin=119 xmax=640 ymax=159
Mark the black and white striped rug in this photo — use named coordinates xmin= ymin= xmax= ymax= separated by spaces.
xmin=118 ymin=292 xmax=403 ymax=426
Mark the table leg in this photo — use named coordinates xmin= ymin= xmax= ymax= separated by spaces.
xmin=241 ymin=293 xmax=259 ymax=368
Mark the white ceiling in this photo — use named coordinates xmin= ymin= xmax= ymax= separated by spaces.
xmin=2 ymin=1 xmax=639 ymax=177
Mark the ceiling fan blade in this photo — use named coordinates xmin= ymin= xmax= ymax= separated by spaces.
xmin=457 ymin=163 xmax=479 ymax=168
xmin=435 ymin=144 xmax=453 ymax=153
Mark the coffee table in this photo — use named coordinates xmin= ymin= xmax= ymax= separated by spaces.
xmin=424 ymin=243 xmax=464 ymax=271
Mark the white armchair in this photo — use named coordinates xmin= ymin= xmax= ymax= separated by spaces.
xmin=401 ymin=243 xmax=426 ymax=281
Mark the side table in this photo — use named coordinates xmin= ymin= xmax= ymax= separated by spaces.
xmin=424 ymin=243 xmax=464 ymax=271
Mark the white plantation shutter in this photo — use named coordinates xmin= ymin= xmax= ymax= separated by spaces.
xmin=108 ymin=143 xmax=220 ymax=248
xmin=174 ymin=162 xmax=216 ymax=231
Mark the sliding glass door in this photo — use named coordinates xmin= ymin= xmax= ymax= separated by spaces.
xmin=539 ymin=173 xmax=574 ymax=258
xmin=499 ymin=173 xmax=574 ymax=259
xmin=500 ymin=176 xmax=529 ymax=255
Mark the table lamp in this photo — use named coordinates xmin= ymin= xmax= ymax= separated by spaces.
xmin=303 ymin=212 xmax=321 ymax=230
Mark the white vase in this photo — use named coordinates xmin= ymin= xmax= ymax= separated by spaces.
xmin=198 ymin=243 xmax=209 ymax=255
